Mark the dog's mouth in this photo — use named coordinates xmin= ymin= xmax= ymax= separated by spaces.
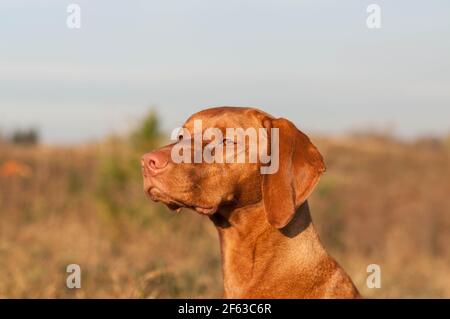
xmin=146 ymin=186 xmax=217 ymax=215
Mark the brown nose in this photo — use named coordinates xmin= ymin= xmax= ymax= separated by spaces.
xmin=142 ymin=150 xmax=169 ymax=174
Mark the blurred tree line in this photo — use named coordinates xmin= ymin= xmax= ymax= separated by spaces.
xmin=95 ymin=109 xmax=164 ymax=219
xmin=0 ymin=128 xmax=40 ymax=145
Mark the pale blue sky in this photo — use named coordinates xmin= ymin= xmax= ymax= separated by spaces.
xmin=1 ymin=0 xmax=449 ymax=143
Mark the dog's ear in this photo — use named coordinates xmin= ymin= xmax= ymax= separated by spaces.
xmin=262 ymin=118 xmax=325 ymax=229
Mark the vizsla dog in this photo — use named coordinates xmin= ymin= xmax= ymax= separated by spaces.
xmin=141 ymin=107 xmax=360 ymax=298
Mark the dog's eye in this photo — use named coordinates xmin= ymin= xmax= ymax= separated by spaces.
xmin=223 ymin=138 xmax=235 ymax=146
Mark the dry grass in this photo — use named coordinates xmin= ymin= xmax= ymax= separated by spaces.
xmin=0 ymin=133 xmax=449 ymax=298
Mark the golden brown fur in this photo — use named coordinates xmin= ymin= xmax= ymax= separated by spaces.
xmin=141 ymin=106 xmax=360 ymax=298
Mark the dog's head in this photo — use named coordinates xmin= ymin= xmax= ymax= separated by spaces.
xmin=142 ymin=107 xmax=325 ymax=228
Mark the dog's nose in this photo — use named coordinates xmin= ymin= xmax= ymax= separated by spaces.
xmin=142 ymin=150 xmax=169 ymax=173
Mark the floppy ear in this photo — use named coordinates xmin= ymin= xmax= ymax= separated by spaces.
xmin=262 ymin=118 xmax=325 ymax=229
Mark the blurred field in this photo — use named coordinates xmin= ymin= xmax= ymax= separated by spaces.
xmin=0 ymin=114 xmax=449 ymax=298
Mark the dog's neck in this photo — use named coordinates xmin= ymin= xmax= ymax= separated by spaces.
xmin=211 ymin=201 xmax=329 ymax=298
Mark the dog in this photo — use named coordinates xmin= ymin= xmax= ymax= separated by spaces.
xmin=141 ymin=106 xmax=360 ymax=298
